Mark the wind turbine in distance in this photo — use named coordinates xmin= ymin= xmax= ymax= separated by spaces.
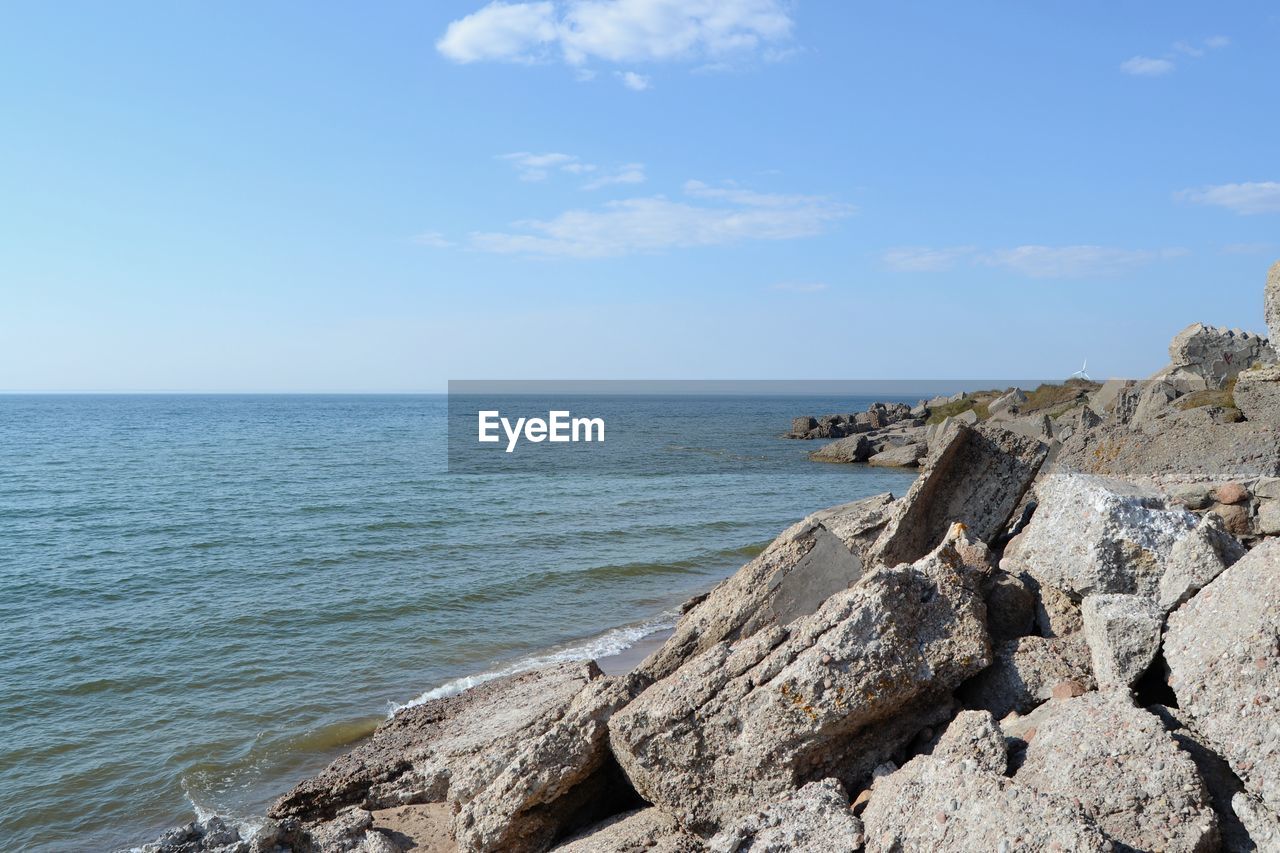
xmin=1069 ymin=359 xmax=1091 ymax=381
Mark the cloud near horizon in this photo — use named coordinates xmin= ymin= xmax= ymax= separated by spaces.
xmin=466 ymin=180 xmax=854 ymax=258
xmin=1176 ymin=181 xmax=1280 ymax=215
xmin=436 ymin=0 xmax=794 ymax=85
xmin=883 ymin=245 xmax=1188 ymax=278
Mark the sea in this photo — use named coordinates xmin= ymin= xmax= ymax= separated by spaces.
xmin=0 ymin=394 xmax=921 ymax=851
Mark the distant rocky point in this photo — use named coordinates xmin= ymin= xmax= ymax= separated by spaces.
xmin=137 ymin=260 xmax=1280 ymax=853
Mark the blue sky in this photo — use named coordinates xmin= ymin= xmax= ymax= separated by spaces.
xmin=1 ymin=1 xmax=1277 ymax=391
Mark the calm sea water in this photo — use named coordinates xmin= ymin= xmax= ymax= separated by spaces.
xmin=0 ymin=395 xmax=917 ymax=851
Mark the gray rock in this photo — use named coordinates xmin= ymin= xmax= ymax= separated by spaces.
xmin=610 ymin=529 xmax=992 ymax=835
xmin=451 ymin=674 xmax=640 ymax=853
xmin=1265 ymin=259 xmax=1280 ymax=343
xmin=958 ymin=634 xmax=1094 ymax=718
xmin=987 ymin=389 xmax=1028 ymax=419
xmin=1235 ymin=365 xmax=1280 ymax=422
xmin=303 ymin=808 xmax=399 ymax=853
xmin=1159 ymin=514 xmax=1247 ymax=612
xmin=1232 ymin=791 xmax=1280 ymax=851
xmin=1090 ymin=378 xmax=1131 ymax=415
xmin=552 ymin=808 xmax=702 ymax=853
xmin=808 ymin=434 xmax=873 ymax=463
xmin=1080 ymin=594 xmax=1161 ymax=689
xmin=137 ymin=817 xmax=249 ymax=853
xmin=1054 ymin=415 xmax=1280 ymax=484
xmin=789 ymin=416 xmax=816 ymax=437
xmin=862 ymin=710 xmax=1108 ymax=852
xmin=1165 ymin=539 xmax=1280 ymax=816
xmin=1168 ymin=322 xmax=1273 ymax=388
xmin=707 ymin=779 xmax=863 ymax=853
xmin=1259 ymin=500 xmax=1280 ymax=535
xmin=639 ymin=494 xmax=895 ymax=682
xmin=1004 ymin=472 xmax=1240 ymax=606
xmin=983 ymin=570 xmax=1037 ymax=641
xmin=1015 ymin=692 xmax=1219 ymax=852
xmin=866 ymin=442 xmax=926 ymax=467
xmin=1132 ymin=378 xmax=1182 ymax=423
xmin=873 ymin=422 xmax=1048 ymax=568
xmin=1256 ymin=477 xmax=1280 ymax=500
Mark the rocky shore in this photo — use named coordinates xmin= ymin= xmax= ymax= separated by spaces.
xmin=142 ymin=262 xmax=1280 ymax=852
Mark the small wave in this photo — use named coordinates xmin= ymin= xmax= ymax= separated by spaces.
xmin=390 ymin=612 xmax=678 ymax=715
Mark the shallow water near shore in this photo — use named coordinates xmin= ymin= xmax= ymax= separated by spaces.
xmin=0 ymin=394 xmax=917 ymax=851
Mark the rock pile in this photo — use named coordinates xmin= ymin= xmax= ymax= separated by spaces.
xmin=138 ymin=261 xmax=1280 ymax=853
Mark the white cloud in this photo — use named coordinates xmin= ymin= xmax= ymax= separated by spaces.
xmin=499 ymin=151 xmax=582 ymax=181
xmin=881 ymin=246 xmax=977 ymax=272
xmin=769 ymin=281 xmax=828 ymax=293
xmin=1222 ymin=242 xmax=1275 ymax=255
xmin=1120 ymin=56 xmax=1175 ymax=76
xmin=438 ymin=0 xmax=793 ymax=70
xmin=1177 ymin=182 xmax=1280 ymax=215
xmin=617 ymin=70 xmax=651 ymax=90
xmin=882 ymin=245 xmax=1186 ymax=278
xmin=412 ymin=231 xmax=454 ymax=248
xmin=980 ymin=245 xmax=1187 ymax=278
xmin=582 ymin=163 xmax=646 ymax=190
xmin=1206 ymin=35 xmax=1231 ymax=49
xmin=468 ymin=182 xmax=853 ymax=258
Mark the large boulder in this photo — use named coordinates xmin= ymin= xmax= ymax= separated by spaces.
xmin=552 ymin=808 xmax=701 ymax=853
xmin=987 ymin=388 xmax=1028 ymax=419
xmin=1165 ymin=539 xmax=1280 ymax=817
xmin=706 ymin=779 xmax=864 ymax=852
xmin=808 ymin=434 xmax=873 ymax=463
xmin=1266 ymin=259 xmax=1280 ymax=343
xmin=1054 ymin=415 xmax=1280 ymax=484
xmin=610 ymin=529 xmax=992 ymax=835
xmin=1234 ymin=364 xmax=1280 ymax=422
xmin=1166 ymin=322 xmax=1273 ymax=388
xmin=1002 ymin=472 xmax=1242 ymax=607
xmin=1015 ymin=693 xmax=1219 ymax=852
xmin=1080 ymin=594 xmax=1161 ymax=690
xmin=872 ymin=422 xmax=1049 ymax=568
xmin=866 ymin=442 xmax=925 ymax=467
xmin=638 ymin=493 xmax=895 ymax=682
xmin=861 ymin=711 xmax=1108 ymax=851
xmin=268 ymin=661 xmax=633 ymax=853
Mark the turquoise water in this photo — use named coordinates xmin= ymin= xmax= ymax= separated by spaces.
xmin=0 ymin=394 xmax=917 ymax=851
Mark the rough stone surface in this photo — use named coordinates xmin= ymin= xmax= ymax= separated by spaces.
xmin=1234 ymin=364 xmax=1280 ymax=423
xmin=137 ymin=817 xmax=250 ymax=853
xmin=807 ymin=434 xmax=873 ymax=463
xmin=706 ymin=779 xmax=864 ymax=853
xmin=983 ymin=570 xmax=1037 ymax=641
xmin=553 ymin=808 xmax=702 ymax=853
xmin=987 ymin=388 xmax=1028 ymax=418
xmin=873 ymin=422 xmax=1048 ymax=567
xmin=1080 ymin=594 xmax=1161 ymax=689
xmin=1159 ymin=514 xmax=1247 ymax=612
xmin=639 ymin=494 xmax=896 ymax=682
xmin=1266 ymin=259 xmax=1280 ymax=343
xmin=271 ymin=663 xmax=600 ymax=823
xmin=958 ymin=634 xmax=1094 ymax=718
xmin=1168 ymin=322 xmax=1273 ymax=388
xmin=1232 ymin=791 xmax=1280 ymax=851
xmin=866 ymin=442 xmax=925 ymax=467
xmin=611 ymin=531 xmax=992 ymax=835
xmin=1259 ymin=499 xmax=1280 ymax=535
xmin=862 ymin=710 xmax=1108 ymax=852
xmin=1165 ymin=539 xmax=1280 ymax=817
xmin=1055 ymin=415 xmax=1280 ymax=484
xmin=1004 ymin=471 xmax=1240 ymax=606
xmin=451 ymin=675 xmax=639 ymax=853
xmin=1016 ymin=692 xmax=1219 ymax=852
xmin=1215 ymin=481 xmax=1250 ymax=505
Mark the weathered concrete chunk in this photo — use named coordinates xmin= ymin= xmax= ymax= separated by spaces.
xmin=808 ymin=434 xmax=873 ymax=462
xmin=958 ymin=634 xmax=1094 ymax=718
xmin=866 ymin=442 xmax=925 ymax=467
xmin=271 ymin=662 xmax=600 ymax=824
xmin=611 ymin=530 xmax=992 ymax=835
xmin=552 ymin=808 xmax=703 ymax=853
xmin=1168 ymin=322 xmax=1273 ymax=388
xmin=862 ymin=710 xmax=1109 ymax=852
xmin=1165 ymin=539 xmax=1280 ymax=816
xmin=1004 ymin=472 xmax=1240 ymax=606
xmin=873 ymin=422 xmax=1048 ymax=567
xmin=707 ymin=779 xmax=863 ymax=853
xmin=1081 ymin=594 xmax=1162 ymax=689
xmin=983 ymin=570 xmax=1037 ymax=641
xmin=1235 ymin=364 xmax=1280 ymax=423
xmin=987 ymin=388 xmax=1028 ymax=419
xmin=1015 ymin=692 xmax=1219 ymax=852
xmin=1159 ymin=514 xmax=1247 ymax=612
xmin=639 ymin=494 xmax=895 ymax=682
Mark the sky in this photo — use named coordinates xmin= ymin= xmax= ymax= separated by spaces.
xmin=1 ymin=1 xmax=1277 ymax=392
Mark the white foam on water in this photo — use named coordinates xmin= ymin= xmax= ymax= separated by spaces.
xmin=389 ymin=611 xmax=678 ymax=715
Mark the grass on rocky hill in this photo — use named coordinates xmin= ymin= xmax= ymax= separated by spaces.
xmin=1175 ymin=377 xmax=1237 ymax=411
xmin=924 ymin=379 xmax=1100 ymax=424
